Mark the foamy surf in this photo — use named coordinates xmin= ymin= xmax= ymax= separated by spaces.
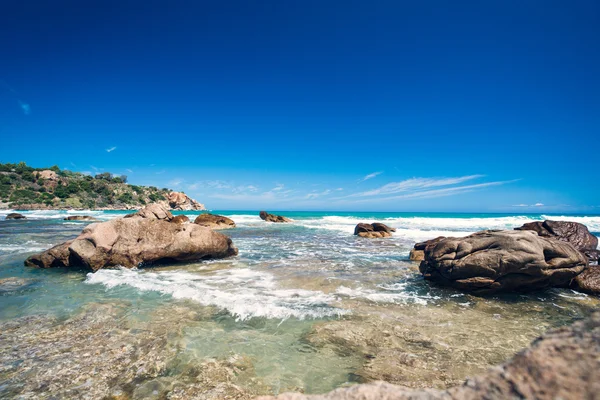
xmin=85 ymin=267 xmax=348 ymax=321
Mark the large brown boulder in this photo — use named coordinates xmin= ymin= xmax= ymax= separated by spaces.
xmin=170 ymin=215 xmax=190 ymax=224
xmin=165 ymin=191 xmax=206 ymax=211
xmin=25 ymin=204 xmax=238 ymax=271
xmin=259 ymin=211 xmax=292 ymax=223
xmin=409 ymin=237 xmax=446 ymax=261
xmin=5 ymin=213 xmax=26 ymax=220
xmin=259 ymin=311 xmax=600 ymax=400
xmin=516 ymin=220 xmax=599 ymax=260
xmin=354 ymin=222 xmax=396 ymax=238
xmin=194 ymin=214 xmax=236 ymax=229
xmin=418 ymin=230 xmax=587 ymax=294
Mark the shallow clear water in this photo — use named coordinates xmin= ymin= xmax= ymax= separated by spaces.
xmin=1 ymin=210 xmax=599 ymax=398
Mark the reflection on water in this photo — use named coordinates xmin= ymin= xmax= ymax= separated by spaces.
xmin=0 ymin=211 xmax=599 ymax=398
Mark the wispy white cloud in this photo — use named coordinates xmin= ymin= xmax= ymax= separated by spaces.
xmin=106 ymin=146 xmax=117 ymax=153
xmin=169 ymin=178 xmax=183 ymax=187
xmin=513 ymin=202 xmax=545 ymax=207
xmin=360 ymin=171 xmax=383 ymax=182
xmin=18 ymin=100 xmax=30 ymax=115
xmin=305 ymin=189 xmax=331 ymax=199
xmin=350 ymin=175 xmax=484 ymax=198
xmin=125 ymin=168 xmax=133 ymax=173
xmin=534 ymin=202 xmax=544 ymax=207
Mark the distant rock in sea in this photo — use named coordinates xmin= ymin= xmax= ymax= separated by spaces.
xmin=194 ymin=213 xmax=236 ymax=229
xmin=164 ymin=191 xmax=205 ymax=211
xmin=5 ymin=213 xmax=26 ymax=220
xmin=25 ymin=203 xmax=237 ymax=271
xmin=63 ymin=215 xmax=98 ymax=221
xmin=354 ymin=222 xmax=396 ymax=238
xmin=259 ymin=211 xmax=291 ymax=223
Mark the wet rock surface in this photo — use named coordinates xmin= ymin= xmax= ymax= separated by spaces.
xmin=64 ymin=215 xmax=98 ymax=221
xmin=419 ymin=230 xmax=588 ymax=294
xmin=570 ymin=265 xmax=600 ymax=296
xmin=260 ymin=211 xmax=292 ymax=223
xmin=516 ymin=220 xmax=599 ymax=259
xmin=0 ymin=303 xmax=264 ymax=400
xmin=354 ymin=223 xmax=396 ymax=239
xmin=5 ymin=212 xmax=26 ymax=220
xmin=194 ymin=213 xmax=237 ymax=229
xmin=25 ymin=203 xmax=238 ymax=271
xmin=259 ymin=311 xmax=600 ymax=400
xmin=409 ymin=237 xmax=446 ymax=261
xmin=0 ymin=277 xmax=36 ymax=293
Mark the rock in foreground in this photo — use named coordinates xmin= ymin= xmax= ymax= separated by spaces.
xmin=419 ymin=230 xmax=587 ymax=294
xmin=259 ymin=311 xmax=600 ymax=400
xmin=570 ymin=265 xmax=600 ymax=296
xmin=259 ymin=211 xmax=292 ymax=223
xmin=25 ymin=203 xmax=238 ymax=271
xmin=354 ymin=222 xmax=396 ymax=238
xmin=516 ymin=220 xmax=599 ymax=261
xmin=409 ymin=237 xmax=446 ymax=261
xmin=194 ymin=213 xmax=236 ymax=229
xmin=5 ymin=213 xmax=26 ymax=220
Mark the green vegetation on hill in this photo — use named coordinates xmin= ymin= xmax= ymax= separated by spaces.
xmin=0 ymin=161 xmax=171 ymax=209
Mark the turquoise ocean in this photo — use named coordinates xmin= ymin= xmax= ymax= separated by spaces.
xmin=1 ymin=209 xmax=599 ymax=397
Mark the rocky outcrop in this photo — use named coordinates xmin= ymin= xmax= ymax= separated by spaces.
xmin=418 ymin=230 xmax=587 ymax=294
xmin=259 ymin=312 xmax=600 ymax=400
xmin=516 ymin=220 xmax=599 ymax=261
xmin=194 ymin=214 xmax=236 ymax=229
xmin=409 ymin=237 xmax=446 ymax=261
xmin=5 ymin=213 xmax=26 ymax=220
xmin=170 ymin=215 xmax=190 ymax=224
xmin=63 ymin=215 xmax=98 ymax=221
xmin=25 ymin=203 xmax=237 ymax=271
xmin=570 ymin=265 xmax=600 ymax=296
xmin=33 ymin=169 xmax=59 ymax=181
xmin=259 ymin=211 xmax=292 ymax=223
xmin=354 ymin=222 xmax=396 ymax=238
xmin=165 ymin=191 xmax=205 ymax=211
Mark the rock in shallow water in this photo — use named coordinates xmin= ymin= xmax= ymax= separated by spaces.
xmin=64 ymin=215 xmax=98 ymax=221
xmin=409 ymin=237 xmax=446 ymax=261
xmin=354 ymin=223 xmax=396 ymax=238
xmin=419 ymin=230 xmax=587 ymax=294
xmin=260 ymin=211 xmax=292 ymax=223
xmin=25 ymin=203 xmax=238 ymax=271
xmin=5 ymin=212 xmax=26 ymax=220
xmin=194 ymin=213 xmax=236 ymax=229
xmin=259 ymin=311 xmax=600 ymax=400
xmin=515 ymin=220 xmax=598 ymax=257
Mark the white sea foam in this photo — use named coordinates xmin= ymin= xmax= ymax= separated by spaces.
xmin=85 ymin=267 xmax=347 ymax=321
xmin=0 ymin=241 xmax=48 ymax=254
xmin=336 ymin=283 xmax=442 ymax=306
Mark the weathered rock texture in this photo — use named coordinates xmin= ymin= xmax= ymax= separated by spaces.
xmin=354 ymin=222 xmax=396 ymax=238
xmin=194 ymin=213 xmax=236 ymax=229
xmin=259 ymin=211 xmax=292 ymax=223
xmin=5 ymin=212 xmax=26 ymax=220
xmin=409 ymin=237 xmax=446 ymax=261
xmin=64 ymin=215 xmax=98 ymax=221
xmin=516 ymin=220 xmax=599 ymax=261
xmin=165 ymin=191 xmax=206 ymax=211
xmin=570 ymin=265 xmax=600 ymax=296
xmin=171 ymin=214 xmax=190 ymax=224
xmin=418 ymin=230 xmax=587 ymax=294
xmin=25 ymin=203 xmax=237 ymax=271
xmin=259 ymin=312 xmax=600 ymax=400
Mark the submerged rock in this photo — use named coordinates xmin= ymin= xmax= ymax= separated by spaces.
xmin=165 ymin=191 xmax=206 ymax=211
xmin=25 ymin=203 xmax=238 ymax=271
xmin=64 ymin=215 xmax=98 ymax=221
xmin=409 ymin=237 xmax=446 ymax=261
xmin=516 ymin=220 xmax=599 ymax=261
xmin=259 ymin=211 xmax=292 ymax=223
xmin=419 ymin=230 xmax=587 ymax=294
xmin=260 ymin=311 xmax=600 ymax=400
xmin=0 ymin=277 xmax=36 ymax=293
xmin=5 ymin=212 xmax=26 ymax=220
xmin=194 ymin=213 xmax=236 ymax=229
xmin=354 ymin=222 xmax=396 ymax=238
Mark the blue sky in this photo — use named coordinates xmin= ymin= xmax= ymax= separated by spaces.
xmin=1 ymin=0 xmax=598 ymax=212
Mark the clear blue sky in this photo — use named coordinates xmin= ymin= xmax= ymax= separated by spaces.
xmin=1 ymin=0 xmax=598 ymax=212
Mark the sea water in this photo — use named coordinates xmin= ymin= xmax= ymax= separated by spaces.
xmin=1 ymin=210 xmax=599 ymax=398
